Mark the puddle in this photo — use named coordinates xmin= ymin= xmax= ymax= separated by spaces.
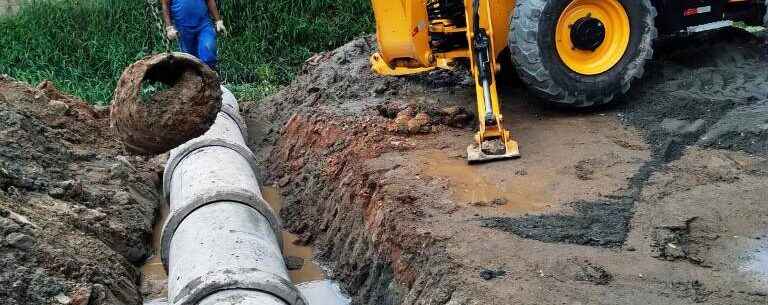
xmin=141 ymin=198 xmax=169 ymax=301
xmin=416 ymin=150 xmax=550 ymax=214
xmin=296 ymin=280 xmax=351 ymax=305
xmin=263 ymin=186 xmax=351 ymax=305
xmin=262 ymin=186 xmax=326 ymax=283
xmin=741 ymin=240 xmax=768 ymax=291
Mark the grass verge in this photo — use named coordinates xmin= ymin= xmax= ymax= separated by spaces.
xmin=0 ymin=0 xmax=373 ymax=104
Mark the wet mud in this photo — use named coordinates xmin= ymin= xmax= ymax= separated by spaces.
xmin=262 ymin=186 xmax=326 ymax=283
xmin=140 ymin=196 xmax=168 ymax=301
xmin=245 ymin=29 xmax=768 ymax=305
xmin=478 ymin=29 xmax=768 ymax=248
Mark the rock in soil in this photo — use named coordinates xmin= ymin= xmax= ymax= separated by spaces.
xmin=1 ymin=76 xmax=162 ymax=305
xmin=110 ymin=52 xmax=221 ymax=155
xmin=479 ymin=269 xmax=506 ymax=281
xmin=285 ymin=255 xmax=305 ymax=270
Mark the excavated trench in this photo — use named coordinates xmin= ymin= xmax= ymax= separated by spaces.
xmin=138 ymin=85 xmax=349 ymax=305
xmin=3 ymin=28 xmax=767 ymax=305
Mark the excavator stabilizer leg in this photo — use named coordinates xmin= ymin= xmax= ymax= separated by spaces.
xmin=465 ymin=0 xmax=519 ymax=163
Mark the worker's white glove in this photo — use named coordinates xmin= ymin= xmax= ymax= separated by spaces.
xmin=215 ymin=20 xmax=227 ymax=36
xmin=165 ymin=26 xmax=178 ymax=40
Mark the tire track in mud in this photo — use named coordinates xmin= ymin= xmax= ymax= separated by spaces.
xmin=481 ymin=29 xmax=768 ymax=247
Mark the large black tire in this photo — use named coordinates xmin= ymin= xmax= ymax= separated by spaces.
xmin=509 ymin=0 xmax=657 ymax=107
xmin=764 ymin=0 xmax=768 ymax=27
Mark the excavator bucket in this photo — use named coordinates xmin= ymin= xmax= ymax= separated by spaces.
xmin=467 ymin=133 xmax=520 ymax=163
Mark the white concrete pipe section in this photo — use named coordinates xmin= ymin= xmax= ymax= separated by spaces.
xmin=161 ymin=86 xmax=305 ymax=305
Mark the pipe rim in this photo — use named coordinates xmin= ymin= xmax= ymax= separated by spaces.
xmin=219 ymin=106 xmax=249 ymax=138
xmin=172 ymin=268 xmax=307 ymax=305
xmin=160 ymin=196 xmax=283 ymax=272
xmin=163 ymin=139 xmax=261 ymax=202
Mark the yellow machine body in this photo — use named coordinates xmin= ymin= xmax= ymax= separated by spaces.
xmin=371 ymin=0 xmax=515 ymax=72
xmin=370 ymin=0 xmax=519 ymax=162
xmin=370 ymin=0 xmax=435 ymax=75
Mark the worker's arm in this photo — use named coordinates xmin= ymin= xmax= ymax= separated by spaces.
xmin=206 ymin=0 xmax=227 ymax=35
xmin=161 ymin=0 xmax=178 ymax=40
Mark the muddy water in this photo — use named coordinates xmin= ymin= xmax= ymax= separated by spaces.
xmin=742 ymin=239 xmax=768 ymax=292
xmin=263 ymin=186 xmax=351 ymax=305
xmin=416 ymin=149 xmax=550 ymax=214
xmin=262 ymin=186 xmax=326 ymax=283
xmin=141 ymin=200 xmax=169 ymax=301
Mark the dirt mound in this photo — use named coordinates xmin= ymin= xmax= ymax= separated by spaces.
xmin=0 ymin=76 xmax=161 ymax=305
xmin=110 ymin=52 xmax=221 ymax=155
xmin=242 ymin=36 xmax=472 ymax=160
xmin=244 ymin=37 xmax=476 ymax=305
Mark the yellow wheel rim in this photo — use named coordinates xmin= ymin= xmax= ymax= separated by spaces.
xmin=555 ymin=0 xmax=630 ymax=75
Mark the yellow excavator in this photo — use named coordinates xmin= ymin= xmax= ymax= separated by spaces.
xmin=369 ymin=0 xmax=766 ymax=162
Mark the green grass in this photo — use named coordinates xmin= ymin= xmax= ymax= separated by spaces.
xmin=0 ymin=0 xmax=373 ymax=104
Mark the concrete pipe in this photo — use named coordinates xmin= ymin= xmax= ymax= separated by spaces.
xmin=197 ymin=289 xmax=288 ymax=305
xmin=162 ymin=106 xmax=254 ymax=200
xmin=167 ymin=202 xmax=304 ymax=305
xmin=220 ymin=86 xmax=248 ymax=137
xmin=160 ymin=144 xmax=282 ymax=269
xmin=161 ymin=86 xmax=304 ymax=305
xmin=110 ymin=52 xmax=222 ymax=155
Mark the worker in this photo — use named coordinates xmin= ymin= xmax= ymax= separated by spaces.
xmin=161 ymin=0 xmax=227 ymax=70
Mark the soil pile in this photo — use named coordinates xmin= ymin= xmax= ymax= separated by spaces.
xmin=0 ymin=76 xmax=162 ymax=305
xmin=110 ymin=52 xmax=221 ymax=155
xmin=242 ymin=36 xmax=473 ymax=159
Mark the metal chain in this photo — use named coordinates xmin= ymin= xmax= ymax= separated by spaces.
xmin=146 ymin=0 xmax=171 ymax=53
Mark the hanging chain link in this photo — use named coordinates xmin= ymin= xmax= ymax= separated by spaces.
xmin=146 ymin=0 xmax=171 ymax=53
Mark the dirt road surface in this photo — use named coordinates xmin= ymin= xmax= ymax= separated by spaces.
xmin=244 ymin=29 xmax=768 ymax=305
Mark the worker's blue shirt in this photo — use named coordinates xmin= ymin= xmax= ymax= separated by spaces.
xmin=170 ymin=0 xmax=211 ymax=31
